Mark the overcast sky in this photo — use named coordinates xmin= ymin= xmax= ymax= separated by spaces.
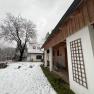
xmin=0 ymin=0 xmax=73 ymax=47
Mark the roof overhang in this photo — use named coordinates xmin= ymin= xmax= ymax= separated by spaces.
xmin=42 ymin=0 xmax=83 ymax=48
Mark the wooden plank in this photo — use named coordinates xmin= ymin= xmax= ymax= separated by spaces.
xmin=82 ymin=2 xmax=90 ymax=25
xmin=87 ymin=0 xmax=94 ymax=23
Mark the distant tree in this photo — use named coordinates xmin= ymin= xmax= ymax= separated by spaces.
xmin=45 ymin=32 xmax=50 ymax=40
xmin=0 ymin=47 xmax=15 ymax=61
xmin=0 ymin=13 xmax=36 ymax=61
xmin=41 ymin=32 xmax=50 ymax=44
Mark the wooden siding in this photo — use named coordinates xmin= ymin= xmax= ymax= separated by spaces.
xmin=43 ymin=0 xmax=94 ymax=49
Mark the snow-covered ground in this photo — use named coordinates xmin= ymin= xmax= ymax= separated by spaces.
xmin=0 ymin=62 xmax=57 ymax=94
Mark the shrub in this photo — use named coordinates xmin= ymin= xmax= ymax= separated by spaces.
xmin=17 ymin=66 xmax=21 ymax=69
xmin=0 ymin=63 xmax=8 ymax=69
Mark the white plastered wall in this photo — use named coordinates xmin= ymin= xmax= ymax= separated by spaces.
xmin=27 ymin=54 xmax=42 ymax=62
xmin=66 ymin=26 xmax=94 ymax=94
xmin=44 ymin=50 xmax=47 ymax=67
xmin=49 ymin=48 xmax=53 ymax=71
xmin=88 ymin=25 xmax=94 ymax=56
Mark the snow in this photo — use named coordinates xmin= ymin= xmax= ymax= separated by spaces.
xmin=0 ymin=62 xmax=57 ymax=94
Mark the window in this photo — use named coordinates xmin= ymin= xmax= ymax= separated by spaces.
xmin=37 ymin=47 xmax=40 ymax=50
xmin=57 ymin=49 xmax=59 ymax=56
xmin=92 ymin=23 xmax=94 ymax=28
xmin=36 ymin=55 xmax=42 ymax=59
xmin=53 ymin=50 xmax=55 ymax=56
xmin=47 ymin=50 xmax=49 ymax=53
xmin=70 ymin=38 xmax=88 ymax=88
xmin=33 ymin=46 xmax=36 ymax=49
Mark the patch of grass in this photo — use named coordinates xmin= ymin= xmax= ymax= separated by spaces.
xmin=41 ymin=65 xmax=75 ymax=94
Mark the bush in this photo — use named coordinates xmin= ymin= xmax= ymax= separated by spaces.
xmin=0 ymin=63 xmax=8 ymax=69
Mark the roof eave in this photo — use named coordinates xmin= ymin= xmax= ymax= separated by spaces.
xmin=42 ymin=0 xmax=83 ymax=48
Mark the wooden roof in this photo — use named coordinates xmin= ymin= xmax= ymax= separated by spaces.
xmin=42 ymin=0 xmax=83 ymax=48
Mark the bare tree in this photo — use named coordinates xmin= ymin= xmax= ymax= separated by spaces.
xmin=0 ymin=13 xmax=36 ymax=61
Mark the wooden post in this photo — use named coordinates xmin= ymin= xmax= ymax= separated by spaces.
xmin=49 ymin=48 xmax=53 ymax=71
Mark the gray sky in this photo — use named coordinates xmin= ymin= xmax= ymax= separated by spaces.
xmin=0 ymin=0 xmax=73 ymax=47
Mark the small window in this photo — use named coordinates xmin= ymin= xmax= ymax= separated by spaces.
xmin=57 ymin=49 xmax=59 ymax=56
xmin=47 ymin=50 xmax=49 ymax=53
xmin=37 ymin=47 xmax=40 ymax=50
xmin=36 ymin=55 xmax=42 ymax=59
xmin=53 ymin=50 xmax=55 ymax=56
xmin=33 ymin=46 xmax=36 ymax=49
xmin=91 ymin=23 xmax=94 ymax=28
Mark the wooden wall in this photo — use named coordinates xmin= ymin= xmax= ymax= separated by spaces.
xmin=53 ymin=43 xmax=66 ymax=68
xmin=43 ymin=0 xmax=94 ymax=49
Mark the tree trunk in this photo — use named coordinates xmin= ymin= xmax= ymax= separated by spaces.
xmin=18 ymin=42 xmax=27 ymax=61
xmin=19 ymin=50 xmax=24 ymax=61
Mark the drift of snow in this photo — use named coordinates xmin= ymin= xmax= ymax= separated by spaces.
xmin=0 ymin=62 xmax=57 ymax=94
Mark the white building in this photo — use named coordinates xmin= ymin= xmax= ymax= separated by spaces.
xmin=27 ymin=43 xmax=43 ymax=62
xmin=42 ymin=0 xmax=94 ymax=94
